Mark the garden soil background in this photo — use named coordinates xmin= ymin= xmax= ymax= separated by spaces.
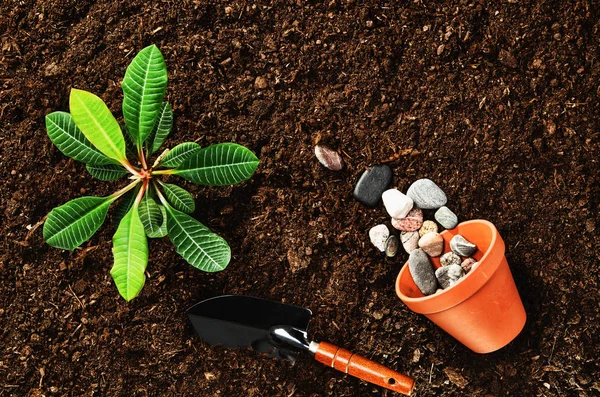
xmin=1 ymin=1 xmax=599 ymax=396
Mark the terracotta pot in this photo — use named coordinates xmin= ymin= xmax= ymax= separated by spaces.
xmin=395 ymin=220 xmax=526 ymax=353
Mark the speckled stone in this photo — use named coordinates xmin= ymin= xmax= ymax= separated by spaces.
xmin=382 ymin=189 xmax=414 ymax=219
xmin=391 ymin=207 xmax=423 ymax=232
xmin=406 ymin=179 xmax=447 ymax=209
xmin=450 ymin=234 xmax=477 ymax=257
xmin=401 ymin=231 xmax=419 ymax=254
xmin=408 ymin=249 xmax=438 ymax=295
xmin=418 ymin=220 xmax=439 ymax=237
xmin=440 ymin=252 xmax=461 ymax=267
xmin=435 ymin=264 xmax=465 ymax=289
xmin=369 ymin=224 xmax=389 ymax=252
xmin=461 ymin=257 xmax=478 ymax=273
xmin=314 ymin=145 xmax=344 ymax=171
xmin=418 ymin=232 xmax=444 ymax=257
xmin=353 ymin=165 xmax=393 ymax=208
xmin=435 ymin=206 xmax=458 ymax=230
xmin=385 ymin=235 xmax=399 ymax=257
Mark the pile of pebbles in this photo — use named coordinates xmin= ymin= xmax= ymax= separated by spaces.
xmin=352 ymin=165 xmax=477 ymax=296
xmin=314 ymin=152 xmax=481 ymax=296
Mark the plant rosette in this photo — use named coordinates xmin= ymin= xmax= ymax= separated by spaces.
xmin=43 ymin=45 xmax=259 ymax=301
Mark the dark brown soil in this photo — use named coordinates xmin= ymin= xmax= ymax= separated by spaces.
xmin=1 ymin=1 xmax=599 ymax=396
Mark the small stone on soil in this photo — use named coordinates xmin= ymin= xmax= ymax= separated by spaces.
xmin=408 ymin=249 xmax=438 ymax=295
xmin=435 ymin=264 xmax=465 ymax=289
xmin=369 ymin=224 xmax=389 ymax=252
xmin=418 ymin=220 xmax=438 ymax=237
xmin=450 ymin=234 xmax=477 ymax=257
xmin=440 ymin=252 xmax=461 ymax=267
xmin=418 ymin=232 xmax=444 ymax=257
xmin=461 ymin=257 xmax=477 ymax=273
xmin=353 ymin=165 xmax=393 ymax=207
xmin=401 ymin=231 xmax=419 ymax=254
xmin=406 ymin=178 xmax=447 ymax=209
xmin=391 ymin=207 xmax=423 ymax=232
xmin=435 ymin=206 xmax=458 ymax=229
xmin=254 ymin=76 xmax=268 ymax=89
xmin=385 ymin=235 xmax=399 ymax=257
xmin=382 ymin=189 xmax=414 ymax=219
xmin=314 ymin=145 xmax=344 ymax=171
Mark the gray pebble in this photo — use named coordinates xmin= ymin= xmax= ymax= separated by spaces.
xmin=385 ymin=235 xmax=399 ymax=257
xmin=450 ymin=234 xmax=477 ymax=257
xmin=435 ymin=264 xmax=465 ymax=289
xmin=406 ymin=179 xmax=447 ymax=209
xmin=401 ymin=231 xmax=419 ymax=254
xmin=408 ymin=249 xmax=438 ymax=295
xmin=440 ymin=252 xmax=461 ymax=267
xmin=435 ymin=206 xmax=458 ymax=229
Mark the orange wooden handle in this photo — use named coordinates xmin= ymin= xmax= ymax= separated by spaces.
xmin=314 ymin=341 xmax=415 ymax=395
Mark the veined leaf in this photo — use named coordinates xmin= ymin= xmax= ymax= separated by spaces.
xmin=122 ymin=44 xmax=168 ymax=146
xmin=70 ymin=88 xmax=126 ymax=163
xmin=147 ymin=102 xmax=173 ymax=155
xmin=113 ymin=187 xmax=139 ymax=225
xmin=165 ymin=206 xmax=230 ymax=272
xmin=120 ymin=122 xmax=138 ymax=160
xmin=158 ymin=142 xmax=201 ymax=168
xmin=46 ymin=111 xmax=114 ymax=165
xmin=174 ymin=143 xmax=259 ymax=186
xmin=86 ymin=163 xmax=129 ymax=181
xmin=146 ymin=205 xmax=168 ymax=238
xmin=43 ymin=196 xmax=115 ymax=250
xmin=111 ymin=205 xmax=148 ymax=301
xmin=139 ymin=193 xmax=163 ymax=237
xmin=160 ymin=182 xmax=195 ymax=213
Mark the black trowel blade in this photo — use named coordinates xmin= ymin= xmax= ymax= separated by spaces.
xmin=187 ymin=295 xmax=312 ymax=361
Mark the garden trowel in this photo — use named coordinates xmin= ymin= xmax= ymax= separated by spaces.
xmin=187 ymin=295 xmax=415 ymax=395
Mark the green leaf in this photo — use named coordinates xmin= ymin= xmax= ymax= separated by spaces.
xmin=69 ymin=88 xmax=126 ymax=163
xmin=120 ymin=122 xmax=138 ymax=160
xmin=158 ymin=142 xmax=201 ymax=168
xmin=146 ymin=102 xmax=173 ymax=155
xmin=174 ymin=143 xmax=259 ymax=186
xmin=146 ymin=205 xmax=168 ymax=238
xmin=113 ymin=187 xmax=139 ymax=225
xmin=86 ymin=163 xmax=129 ymax=181
xmin=43 ymin=196 xmax=115 ymax=250
xmin=139 ymin=193 xmax=164 ymax=237
xmin=122 ymin=44 xmax=168 ymax=147
xmin=160 ymin=182 xmax=195 ymax=213
xmin=46 ymin=111 xmax=114 ymax=165
xmin=111 ymin=205 xmax=148 ymax=301
xmin=165 ymin=206 xmax=230 ymax=272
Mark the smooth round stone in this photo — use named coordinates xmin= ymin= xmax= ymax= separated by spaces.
xmin=353 ymin=165 xmax=393 ymax=208
xmin=391 ymin=207 xmax=423 ymax=232
xmin=369 ymin=224 xmax=389 ymax=252
xmin=408 ymin=249 xmax=438 ymax=295
xmin=385 ymin=235 xmax=399 ymax=257
xmin=440 ymin=252 xmax=461 ymax=267
xmin=450 ymin=234 xmax=477 ymax=257
xmin=401 ymin=231 xmax=419 ymax=254
xmin=406 ymin=179 xmax=447 ymax=209
xmin=418 ymin=232 xmax=444 ymax=257
xmin=314 ymin=145 xmax=344 ymax=171
xmin=418 ymin=220 xmax=438 ymax=237
xmin=382 ymin=189 xmax=414 ymax=219
xmin=435 ymin=206 xmax=458 ymax=230
xmin=461 ymin=257 xmax=478 ymax=273
xmin=435 ymin=264 xmax=465 ymax=289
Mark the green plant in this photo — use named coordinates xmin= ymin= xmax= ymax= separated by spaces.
xmin=43 ymin=45 xmax=259 ymax=301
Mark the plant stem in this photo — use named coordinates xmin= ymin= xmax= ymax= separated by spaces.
xmin=138 ymin=147 xmax=149 ymax=171
xmin=134 ymin=178 xmax=150 ymax=206
xmin=152 ymin=181 xmax=169 ymax=207
xmin=121 ymin=159 xmax=142 ymax=176
xmin=151 ymin=169 xmax=176 ymax=176
xmin=110 ymin=179 xmax=142 ymax=200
